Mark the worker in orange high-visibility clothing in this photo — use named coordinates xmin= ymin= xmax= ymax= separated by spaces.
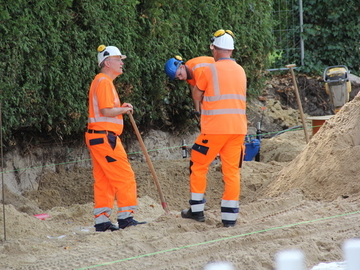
xmin=164 ymin=55 xmax=215 ymax=113
xmin=181 ymin=30 xmax=247 ymax=227
xmin=85 ymin=45 xmax=146 ymax=232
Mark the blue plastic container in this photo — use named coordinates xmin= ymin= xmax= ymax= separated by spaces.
xmin=244 ymin=139 xmax=260 ymax=161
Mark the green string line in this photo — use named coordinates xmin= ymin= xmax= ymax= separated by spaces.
xmin=0 ymin=125 xmax=321 ymax=174
xmin=75 ymin=210 xmax=360 ymax=270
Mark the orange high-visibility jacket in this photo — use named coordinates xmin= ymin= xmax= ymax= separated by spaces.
xmin=87 ymin=73 xmax=124 ymax=135
xmin=196 ymin=58 xmax=247 ymax=134
xmin=186 ymin=56 xmax=215 ymax=86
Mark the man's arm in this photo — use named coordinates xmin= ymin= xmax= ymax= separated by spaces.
xmin=192 ymin=85 xmax=204 ymax=103
xmin=100 ymin=103 xmax=133 ymax=117
xmin=189 ymin=85 xmax=202 ymax=113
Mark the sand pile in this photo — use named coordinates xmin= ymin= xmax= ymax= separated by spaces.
xmin=263 ymin=93 xmax=360 ymax=201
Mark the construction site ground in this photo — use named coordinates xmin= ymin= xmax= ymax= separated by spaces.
xmin=1 ymin=73 xmax=360 ymax=270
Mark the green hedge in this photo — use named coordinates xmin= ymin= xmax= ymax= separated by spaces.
xmin=0 ymin=0 xmax=274 ymax=147
xmin=269 ymin=0 xmax=360 ymax=76
xmin=299 ymin=0 xmax=360 ymax=75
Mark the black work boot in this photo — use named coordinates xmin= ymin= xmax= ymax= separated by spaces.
xmin=181 ymin=208 xmax=205 ymax=222
xmin=223 ymin=221 xmax=236 ymax=228
xmin=118 ymin=217 xmax=147 ymax=229
xmin=94 ymin=221 xmax=120 ymax=232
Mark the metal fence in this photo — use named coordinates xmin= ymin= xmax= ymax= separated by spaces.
xmin=269 ymin=0 xmax=304 ymax=71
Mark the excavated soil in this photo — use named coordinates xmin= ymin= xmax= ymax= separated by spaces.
xmin=1 ymin=74 xmax=360 ymax=270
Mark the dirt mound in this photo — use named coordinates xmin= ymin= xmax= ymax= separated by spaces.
xmin=271 ymin=74 xmax=333 ymax=116
xmin=260 ymin=129 xmax=306 ymax=162
xmin=249 ymin=73 xmax=360 ymax=137
xmin=262 ymin=92 xmax=360 ymax=201
xmin=23 ymin=166 xmax=94 ymax=211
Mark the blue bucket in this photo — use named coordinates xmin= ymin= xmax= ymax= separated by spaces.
xmin=244 ymin=139 xmax=260 ymax=161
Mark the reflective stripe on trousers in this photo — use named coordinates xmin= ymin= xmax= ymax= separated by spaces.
xmin=190 ymin=192 xmax=206 ymax=213
xmin=94 ymin=207 xmax=112 ymax=224
xmin=221 ymin=199 xmax=239 ymax=223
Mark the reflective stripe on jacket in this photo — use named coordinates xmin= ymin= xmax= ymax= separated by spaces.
xmin=87 ymin=73 xmax=124 ymax=135
xmin=196 ymin=59 xmax=247 ymax=134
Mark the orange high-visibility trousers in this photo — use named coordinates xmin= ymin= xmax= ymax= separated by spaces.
xmin=189 ymin=134 xmax=245 ymax=225
xmin=190 ymin=134 xmax=244 ymax=199
xmin=85 ymin=132 xmax=137 ymax=224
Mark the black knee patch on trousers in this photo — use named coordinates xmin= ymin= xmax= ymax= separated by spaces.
xmin=89 ymin=138 xmax=104 ymax=146
xmin=105 ymin=155 xmax=117 ymax=163
xmin=192 ymin=143 xmax=209 ymax=155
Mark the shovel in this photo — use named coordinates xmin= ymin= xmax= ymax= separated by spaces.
xmin=127 ymin=113 xmax=170 ymax=214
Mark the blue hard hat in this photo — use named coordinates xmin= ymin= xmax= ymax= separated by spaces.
xmin=164 ymin=57 xmax=183 ymax=80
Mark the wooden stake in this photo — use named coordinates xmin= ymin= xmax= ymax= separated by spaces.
xmin=286 ymin=64 xmax=310 ymax=143
xmin=0 ymin=102 xmax=6 ymax=241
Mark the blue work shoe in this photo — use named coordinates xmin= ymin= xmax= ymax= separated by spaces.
xmin=118 ymin=217 xmax=147 ymax=229
xmin=94 ymin=221 xmax=120 ymax=232
xmin=181 ymin=208 xmax=205 ymax=222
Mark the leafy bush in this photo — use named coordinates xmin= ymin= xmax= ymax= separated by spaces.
xmin=0 ymin=0 xmax=274 ymax=148
xmin=294 ymin=0 xmax=359 ymax=75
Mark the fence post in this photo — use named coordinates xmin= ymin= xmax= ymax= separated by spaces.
xmin=343 ymin=238 xmax=360 ymax=270
xmin=275 ymin=249 xmax=304 ymax=270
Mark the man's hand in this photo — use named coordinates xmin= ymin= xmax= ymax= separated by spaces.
xmin=122 ymin=103 xmax=133 ymax=114
xmin=191 ymin=110 xmax=201 ymax=129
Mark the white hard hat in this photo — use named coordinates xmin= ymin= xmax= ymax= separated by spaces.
xmin=211 ymin=29 xmax=235 ymax=50
xmin=97 ymin=45 xmax=127 ymax=66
